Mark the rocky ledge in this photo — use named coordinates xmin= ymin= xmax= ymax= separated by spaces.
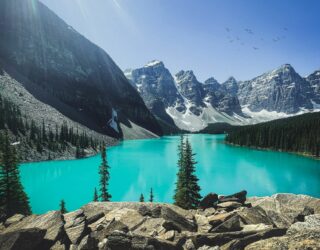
xmin=0 ymin=193 xmax=319 ymax=250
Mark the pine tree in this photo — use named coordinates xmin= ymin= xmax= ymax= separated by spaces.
xmin=173 ymin=135 xmax=188 ymax=208
xmin=149 ymin=188 xmax=154 ymax=202
xmin=184 ymin=138 xmax=202 ymax=209
xmin=0 ymin=132 xmax=31 ymax=217
xmin=60 ymin=199 xmax=67 ymax=214
xmin=99 ymin=144 xmax=111 ymax=201
xmin=173 ymin=136 xmax=202 ymax=209
xmin=139 ymin=193 xmax=144 ymax=202
xmin=93 ymin=188 xmax=98 ymax=202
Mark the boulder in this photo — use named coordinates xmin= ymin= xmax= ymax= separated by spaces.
xmin=199 ymin=193 xmax=218 ymax=209
xmin=50 ymin=241 xmax=66 ymax=250
xmin=220 ymin=228 xmax=287 ymax=250
xmin=216 ymin=202 xmax=242 ymax=211
xmin=138 ymin=205 xmax=152 ymax=217
xmin=219 ymin=190 xmax=247 ymax=204
xmin=0 ymin=228 xmax=46 ymax=250
xmin=237 ymin=206 xmax=275 ymax=226
xmin=195 ymin=214 xmax=211 ymax=233
xmin=160 ymin=207 xmax=197 ymax=232
xmin=77 ymin=235 xmax=97 ymax=250
xmin=157 ymin=230 xmax=176 ymax=241
xmin=91 ymin=218 xmax=129 ymax=242
xmin=86 ymin=212 xmax=104 ymax=225
xmin=133 ymin=217 xmax=165 ymax=237
xmin=104 ymin=208 xmax=146 ymax=231
xmin=288 ymin=214 xmax=320 ymax=234
xmin=207 ymin=212 xmax=235 ymax=228
xmin=183 ymin=238 xmax=196 ymax=250
xmin=198 ymin=246 xmax=220 ymax=250
xmin=106 ymin=230 xmax=132 ymax=250
xmin=263 ymin=210 xmax=292 ymax=228
xmin=210 ymin=215 xmax=242 ymax=232
xmin=64 ymin=209 xmax=89 ymax=245
xmin=4 ymin=214 xmax=25 ymax=227
xmin=293 ymin=206 xmax=314 ymax=223
xmin=2 ymin=211 xmax=68 ymax=246
xmin=203 ymin=208 xmax=216 ymax=217
xmin=241 ymin=223 xmax=273 ymax=232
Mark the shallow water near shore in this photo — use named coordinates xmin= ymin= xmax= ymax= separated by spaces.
xmin=20 ymin=134 xmax=320 ymax=214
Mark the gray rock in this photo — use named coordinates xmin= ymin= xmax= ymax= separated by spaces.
xmin=64 ymin=209 xmax=89 ymax=245
xmin=4 ymin=214 xmax=25 ymax=227
xmin=160 ymin=207 xmax=197 ymax=232
xmin=199 ymin=193 xmax=218 ymax=209
xmin=237 ymin=206 xmax=275 ymax=226
xmin=2 ymin=211 xmax=68 ymax=244
xmin=210 ymin=215 xmax=241 ymax=232
xmin=288 ymin=214 xmax=320 ymax=234
xmin=0 ymin=228 xmax=46 ymax=250
xmin=216 ymin=202 xmax=242 ymax=211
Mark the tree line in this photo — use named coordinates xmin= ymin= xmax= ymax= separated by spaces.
xmin=0 ymin=93 xmax=100 ymax=159
xmin=226 ymin=112 xmax=320 ymax=157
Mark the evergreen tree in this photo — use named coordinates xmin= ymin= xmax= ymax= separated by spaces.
xmin=59 ymin=199 xmax=67 ymax=214
xmin=0 ymin=132 xmax=31 ymax=217
xmin=173 ymin=136 xmax=202 ymax=209
xmin=99 ymin=144 xmax=111 ymax=201
xmin=149 ymin=188 xmax=154 ymax=202
xmin=93 ymin=188 xmax=98 ymax=202
xmin=139 ymin=193 xmax=144 ymax=202
xmin=173 ymin=135 xmax=188 ymax=208
xmin=184 ymin=138 xmax=202 ymax=209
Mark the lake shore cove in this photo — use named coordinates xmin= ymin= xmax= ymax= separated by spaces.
xmin=0 ymin=193 xmax=319 ymax=250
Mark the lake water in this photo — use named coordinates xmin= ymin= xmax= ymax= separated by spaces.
xmin=20 ymin=134 xmax=320 ymax=214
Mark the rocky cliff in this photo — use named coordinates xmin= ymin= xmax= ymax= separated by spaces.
xmin=0 ymin=193 xmax=319 ymax=249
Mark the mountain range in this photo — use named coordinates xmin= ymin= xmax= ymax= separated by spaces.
xmin=125 ymin=61 xmax=320 ymax=131
xmin=1 ymin=0 xmax=319 ymax=141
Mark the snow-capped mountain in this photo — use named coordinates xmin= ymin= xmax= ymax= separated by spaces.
xmin=125 ymin=61 xmax=245 ymax=131
xmin=238 ymin=64 xmax=313 ymax=113
xmin=126 ymin=62 xmax=320 ymax=132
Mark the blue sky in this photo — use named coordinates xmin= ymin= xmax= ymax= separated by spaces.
xmin=40 ymin=0 xmax=320 ymax=82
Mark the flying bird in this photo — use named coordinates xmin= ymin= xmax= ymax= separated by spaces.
xmin=253 ymin=47 xmax=259 ymax=50
xmin=225 ymin=27 xmax=231 ymax=32
xmin=244 ymin=28 xmax=254 ymax=34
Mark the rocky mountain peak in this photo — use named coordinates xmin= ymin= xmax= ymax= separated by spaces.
xmin=144 ymin=60 xmax=164 ymax=69
xmin=204 ymin=77 xmax=220 ymax=86
xmin=175 ymin=70 xmax=197 ymax=84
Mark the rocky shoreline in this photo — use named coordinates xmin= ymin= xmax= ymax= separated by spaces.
xmin=0 ymin=193 xmax=319 ymax=249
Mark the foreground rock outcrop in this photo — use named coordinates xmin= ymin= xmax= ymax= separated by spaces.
xmin=0 ymin=193 xmax=319 ymax=250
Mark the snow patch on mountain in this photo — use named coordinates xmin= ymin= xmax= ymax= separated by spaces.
xmin=107 ymin=108 xmax=119 ymax=133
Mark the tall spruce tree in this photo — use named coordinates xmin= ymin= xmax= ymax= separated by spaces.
xmin=99 ymin=144 xmax=111 ymax=201
xmin=173 ymin=136 xmax=202 ymax=209
xmin=60 ymin=199 xmax=67 ymax=214
xmin=149 ymin=188 xmax=154 ymax=202
xmin=0 ymin=133 xmax=31 ymax=217
xmin=173 ymin=135 xmax=188 ymax=208
xmin=184 ymin=138 xmax=202 ymax=208
xmin=93 ymin=188 xmax=98 ymax=202
xmin=139 ymin=193 xmax=144 ymax=202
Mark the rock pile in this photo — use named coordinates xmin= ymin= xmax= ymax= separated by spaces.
xmin=0 ymin=193 xmax=319 ymax=249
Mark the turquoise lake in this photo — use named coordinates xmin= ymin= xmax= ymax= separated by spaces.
xmin=20 ymin=134 xmax=320 ymax=214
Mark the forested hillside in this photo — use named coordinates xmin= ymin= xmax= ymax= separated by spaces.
xmin=226 ymin=112 xmax=320 ymax=157
xmin=0 ymin=93 xmax=101 ymax=161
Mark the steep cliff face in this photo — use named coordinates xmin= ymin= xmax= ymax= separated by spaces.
xmin=0 ymin=0 xmax=162 ymax=138
xmin=237 ymin=64 xmax=313 ymax=113
xmin=306 ymin=70 xmax=320 ymax=106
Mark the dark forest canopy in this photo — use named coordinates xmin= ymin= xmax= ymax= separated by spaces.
xmin=226 ymin=112 xmax=320 ymax=157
